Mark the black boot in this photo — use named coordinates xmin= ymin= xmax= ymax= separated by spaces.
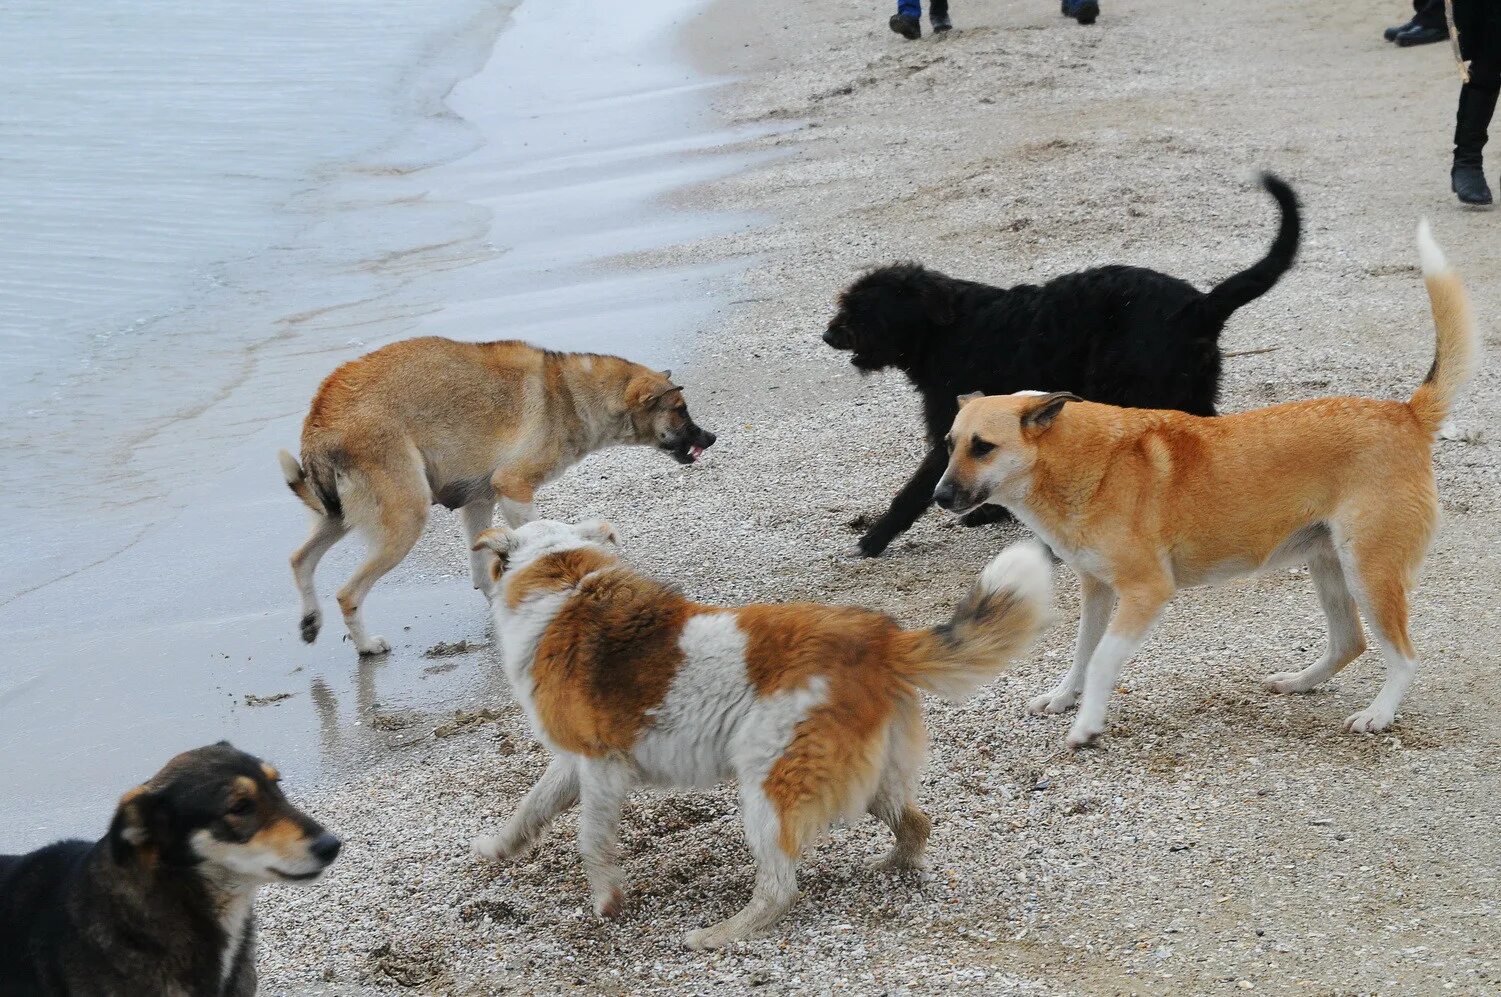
xmin=1395 ymin=24 xmax=1447 ymax=47
xmin=889 ymin=13 xmax=921 ymax=39
xmin=1384 ymin=18 xmax=1417 ymax=42
xmin=1453 ymin=84 xmax=1499 ymax=206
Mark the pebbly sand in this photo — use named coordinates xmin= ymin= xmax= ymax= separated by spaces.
xmin=259 ymin=0 xmax=1501 ymax=993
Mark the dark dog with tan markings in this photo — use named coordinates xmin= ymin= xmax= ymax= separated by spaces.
xmin=0 ymin=743 xmax=339 ymax=997
xmin=933 ymin=222 xmax=1477 ymax=748
xmin=279 ymin=337 xmax=716 ymax=655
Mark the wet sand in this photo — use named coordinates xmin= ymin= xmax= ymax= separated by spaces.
xmin=0 ymin=0 xmax=758 ymax=846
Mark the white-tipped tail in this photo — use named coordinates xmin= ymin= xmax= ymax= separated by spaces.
xmin=979 ymin=541 xmax=1053 ymax=611
xmin=1416 ymin=218 xmax=1448 ymax=276
xmin=278 ymin=449 xmax=303 ymax=486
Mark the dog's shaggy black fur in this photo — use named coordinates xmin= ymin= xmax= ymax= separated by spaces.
xmin=822 ymin=174 xmax=1301 ymax=557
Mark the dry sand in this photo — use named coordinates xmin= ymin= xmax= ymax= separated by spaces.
xmin=259 ymin=1 xmax=1501 ymax=992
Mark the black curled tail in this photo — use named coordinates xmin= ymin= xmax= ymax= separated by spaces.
xmin=1199 ymin=172 xmax=1301 ymax=326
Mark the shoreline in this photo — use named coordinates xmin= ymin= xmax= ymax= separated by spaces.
xmin=269 ymin=0 xmax=1501 ymax=991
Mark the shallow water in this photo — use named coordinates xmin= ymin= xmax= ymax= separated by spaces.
xmin=0 ymin=0 xmax=758 ymax=846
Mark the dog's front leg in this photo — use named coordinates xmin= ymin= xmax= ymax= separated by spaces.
xmin=492 ymin=465 xmax=542 ymax=528
xmin=472 ymin=756 xmax=580 ymax=862
xmin=1030 ymin=573 xmax=1115 ymax=716
xmin=859 ymin=444 xmax=950 ymax=557
xmin=1066 ymin=580 xmax=1171 ymax=748
xmin=576 ymin=759 xmax=634 ymax=918
xmin=459 ymin=501 xmax=497 ymax=593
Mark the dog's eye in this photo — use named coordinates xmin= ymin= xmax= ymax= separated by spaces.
xmin=944 ymin=436 xmax=955 ymax=453
xmin=226 ymin=798 xmax=255 ymax=817
xmin=971 ymin=438 xmax=995 ymax=457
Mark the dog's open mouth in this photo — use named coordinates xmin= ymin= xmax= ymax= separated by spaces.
xmin=670 ymin=443 xmax=706 ymax=465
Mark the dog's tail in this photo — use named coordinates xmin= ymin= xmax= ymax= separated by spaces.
xmin=894 ymin=543 xmax=1052 ymax=702
xmin=1409 ymin=220 xmax=1480 ymax=435
xmin=1199 ymin=173 xmax=1301 ymax=326
xmin=278 ymin=449 xmax=343 ymax=519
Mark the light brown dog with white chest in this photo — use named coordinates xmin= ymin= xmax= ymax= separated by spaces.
xmin=279 ymin=337 xmax=715 ymax=655
xmin=933 ymin=223 xmax=1477 ymax=746
xmin=469 ymin=519 xmax=1051 ymax=948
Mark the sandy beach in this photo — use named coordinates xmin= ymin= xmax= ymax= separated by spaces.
xmin=153 ymin=0 xmax=1501 ymax=992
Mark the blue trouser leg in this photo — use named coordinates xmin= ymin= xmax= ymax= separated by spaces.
xmin=897 ymin=0 xmax=921 ymax=18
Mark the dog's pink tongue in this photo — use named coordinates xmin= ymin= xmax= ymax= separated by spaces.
xmin=690 ymin=445 xmax=704 ymax=461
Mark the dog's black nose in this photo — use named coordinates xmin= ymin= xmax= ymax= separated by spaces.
xmin=699 ymin=429 xmax=717 ymax=449
xmin=933 ymin=480 xmax=959 ymax=510
xmin=309 ymin=833 xmax=342 ymax=864
xmin=822 ymin=326 xmax=846 ymax=348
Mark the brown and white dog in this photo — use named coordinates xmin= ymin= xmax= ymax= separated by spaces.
xmin=933 ymin=222 xmax=1477 ymax=747
xmin=278 ymin=337 xmax=716 ymax=655
xmin=468 ymin=519 xmax=1051 ymax=948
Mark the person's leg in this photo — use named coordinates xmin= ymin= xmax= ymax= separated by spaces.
xmin=1395 ymin=2 xmax=1447 ymax=47
xmin=930 ymin=0 xmax=951 ymax=33
xmin=1452 ymin=61 xmax=1500 ymax=205
xmin=1063 ymin=0 xmax=1100 ymax=26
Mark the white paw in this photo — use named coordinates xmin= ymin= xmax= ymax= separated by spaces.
xmin=1262 ymin=671 xmax=1307 ymax=694
xmin=593 ymin=885 xmax=625 ymax=920
xmin=1065 ymin=720 xmax=1103 ymax=749
xmin=684 ymin=925 xmax=735 ymax=951
xmin=471 ymin=835 xmax=510 ymax=862
xmin=355 ymin=635 xmax=391 ymax=656
xmin=1343 ymin=708 xmax=1394 ymax=734
xmin=1027 ymin=688 xmax=1079 ymax=715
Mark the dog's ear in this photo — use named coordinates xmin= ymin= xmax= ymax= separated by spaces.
xmin=576 ymin=520 xmax=621 ymax=547
xmin=109 ymin=785 xmax=160 ymax=863
xmin=956 ymin=391 xmax=985 ymax=408
xmin=472 ymin=527 xmax=516 ymax=583
xmin=626 ymin=373 xmax=680 ymax=410
xmin=659 ymin=369 xmax=671 ymax=380
xmin=1019 ymin=392 xmax=1081 ymax=432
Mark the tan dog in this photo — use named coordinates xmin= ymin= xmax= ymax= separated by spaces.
xmin=278 ymin=337 xmax=715 ymax=655
xmin=469 ymin=519 xmax=1051 ymax=948
xmin=933 ymin=222 xmax=1477 ymax=746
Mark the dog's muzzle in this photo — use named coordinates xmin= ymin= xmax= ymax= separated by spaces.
xmin=822 ymin=322 xmax=852 ymax=350
xmin=667 ymin=426 xmax=717 ymax=465
xmin=933 ymin=478 xmax=983 ymax=514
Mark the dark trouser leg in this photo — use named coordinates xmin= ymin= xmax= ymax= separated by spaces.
xmin=1453 ymin=69 xmax=1500 ymax=204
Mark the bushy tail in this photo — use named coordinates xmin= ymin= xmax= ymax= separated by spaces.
xmin=278 ymin=449 xmax=342 ymax=519
xmin=1199 ymin=173 xmax=1301 ymax=326
xmin=1409 ymin=220 xmax=1480 ymax=434
xmin=895 ymin=542 xmax=1052 ymax=702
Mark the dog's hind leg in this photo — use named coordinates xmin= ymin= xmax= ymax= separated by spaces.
xmin=1339 ymin=540 xmax=1423 ymax=734
xmin=290 ymin=515 xmax=349 ymax=643
xmin=1066 ymin=576 xmax=1172 ymax=749
xmin=574 ymin=758 xmax=634 ymax=918
xmin=458 ymin=500 xmax=497 ymax=593
xmin=336 ymin=468 xmax=428 ymax=656
xmin=685 ymin=780 xmax=803 ymax=950
xmin=1030 ymin=572 xmax=1114 ymax=716
xmin=1264 ymin=542 xmax=1366 ymax=695
xmin=473 ymin=756 xmax=580 ymax=861
xmin=867 ymin=698 xmax=931 ymax=872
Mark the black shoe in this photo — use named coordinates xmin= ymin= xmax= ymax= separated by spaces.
xmin=1452 ymin=165 xmax=1494 ymax=205
xmin=889 ymin=13 xmax=921 ymax=39
xmin=931 ymin=12 xmax=952 ymax=32
xmin=1395 ymin=24 xmax=1447 ymax=47
xmin=1069 ymin=1 xmax=1100 ymax=25
xmin=1384 ymin=18 xmax=1416 ymax=42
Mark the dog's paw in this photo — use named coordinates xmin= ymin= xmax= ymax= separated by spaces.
xmin=1027 ymin=688 xmax=1079 ymax=715
xmin=855 ymin=533 xmax=890 ymax=558
xmin=1342 ymin=708 xmax=1395 ymax=734
xmin=1263 ymin=670 xmax=1314 ymax=694
xmin=593 ymin=885 xmax=626 ymax=920
xmin=1065 ymin=720 xmax=1103 ymax=749
xmin=684 ymin=924 xmax=738 ymax=951
xmin=355 ymin=635 xmax=391 ymax=656
xmin=299 ymin=611 xmax=321 ymax=644
xmin=471 ymin=834 xmax=521 ymax=863
xmin=866 ymin=851 xmax=925 ymax=874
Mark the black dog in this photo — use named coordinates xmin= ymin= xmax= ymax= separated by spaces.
xmin=0 ymin=743 xmax=339 ymax=996
xmin=824 ymin=173 xmax=1300 ymax=557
